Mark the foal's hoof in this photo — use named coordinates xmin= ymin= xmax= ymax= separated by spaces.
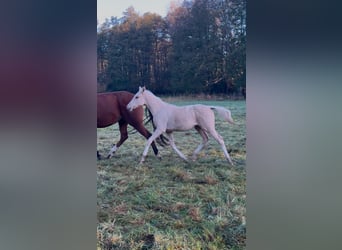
xmin=183 ymin=158 xmax=189 ymax=163
xmin=107 ymin=154 xmax=113 ymax=159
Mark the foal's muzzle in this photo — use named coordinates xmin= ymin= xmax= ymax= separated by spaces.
xmin=126 ymin=103 xmax=134 ymax=112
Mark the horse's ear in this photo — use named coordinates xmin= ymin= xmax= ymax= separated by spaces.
xmin=142 ymin=86 xmax=146 ymax=92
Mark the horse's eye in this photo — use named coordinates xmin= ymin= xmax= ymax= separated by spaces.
xmin=135 ymin=96 xmax=139 ymax=99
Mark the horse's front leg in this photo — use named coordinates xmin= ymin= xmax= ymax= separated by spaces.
xmin=140 ymin=129 xmax=164 ymax=164
xmin=107 ymin=121 xmax=128 ymax=158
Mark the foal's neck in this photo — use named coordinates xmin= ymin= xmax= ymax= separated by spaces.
xmin=144 ymin=91 xmax=165 ymax=114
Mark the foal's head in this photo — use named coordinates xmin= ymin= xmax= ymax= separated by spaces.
xmin=127 ymin=86 xmax=146 ymax=111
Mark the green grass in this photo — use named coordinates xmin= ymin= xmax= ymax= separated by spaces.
xmin=97 ymin=99 xmax=246 ymax=249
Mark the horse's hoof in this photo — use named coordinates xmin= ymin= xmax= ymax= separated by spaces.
xmin=107 ymin=155 xmax=112 ymax=159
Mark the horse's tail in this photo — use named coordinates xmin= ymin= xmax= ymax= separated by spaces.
xmin=210 ymin=106 xmax=235 ymax=124
xmin=144 ymin=107 xmax=153 ymax=125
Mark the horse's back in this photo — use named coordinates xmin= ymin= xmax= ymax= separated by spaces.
xmin=98 ymin=91 xmax=133 ymax=102
xmin=97 ymin=92 xmax=132 ymax=127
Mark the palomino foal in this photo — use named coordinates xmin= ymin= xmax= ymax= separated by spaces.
xmin=127 ymin=87 xmax=235 ymax=165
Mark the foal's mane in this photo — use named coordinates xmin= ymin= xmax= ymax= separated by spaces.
xmin=144 ymin=89 xmax=165 ymax=105
xmin=145 ymin=89 xmax=159 ymax=99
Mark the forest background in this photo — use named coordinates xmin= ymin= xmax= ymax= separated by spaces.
xmin=97 ymin=0 xmax=246 ymax=97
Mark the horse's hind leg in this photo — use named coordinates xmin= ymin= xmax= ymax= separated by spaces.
xmin=192 ymin=126 xmax=209 ymax=161
xmin=207 ymin=129 xmax=234 ymax=166
xmin=167 ymin=132 xmax=188 ymax=162
xmin=107 ymin=121 xmax=128 ymax=158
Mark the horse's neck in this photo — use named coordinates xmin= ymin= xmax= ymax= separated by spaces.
xmin=144 ymin=91 xmax=166 ymax=114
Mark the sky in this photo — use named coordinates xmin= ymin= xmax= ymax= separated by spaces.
xmin=97 ymin=0 xmax=175 ymax=25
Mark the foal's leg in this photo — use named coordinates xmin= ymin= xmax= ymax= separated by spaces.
xmin=166 ymin=132 xmax=188 ymax=162
xmin=134 ymin=124 xmax=159 ymax=156
xmin=192 ymin=126 xmax=209 ymax=161
xmin=140 ymin=129 xmax=164 ymax=164
xmin=107 ymin=121 xmax=128 ymax=158
xmin=207 ymin=129 xmax=234 ymax=166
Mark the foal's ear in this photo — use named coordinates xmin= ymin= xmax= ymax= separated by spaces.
xmin=138 ymin=86 xmax=146 ymax=93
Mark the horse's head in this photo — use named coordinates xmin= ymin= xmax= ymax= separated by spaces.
xmin=127 ymin=86 xmax=146 ymax=111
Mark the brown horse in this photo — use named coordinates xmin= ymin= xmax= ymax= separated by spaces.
xmin=97 ymin=91 xmax=159 ymax=159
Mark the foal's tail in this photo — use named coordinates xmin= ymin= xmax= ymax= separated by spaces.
xmin=210 ymin=106 xmax=235 ymax=124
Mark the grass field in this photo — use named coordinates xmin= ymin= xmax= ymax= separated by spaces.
xmin=97 ymin=99 xmax=246 ymax=249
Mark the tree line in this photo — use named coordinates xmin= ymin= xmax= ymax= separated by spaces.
xmin=97 ymin=0 xmax=246 ymax=97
